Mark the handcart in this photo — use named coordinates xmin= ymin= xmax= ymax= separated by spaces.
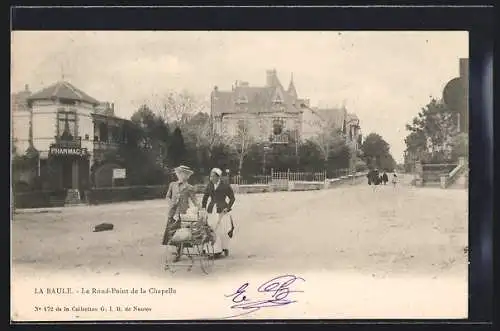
xmin=164 ymin=213 xmax=216 ymax=274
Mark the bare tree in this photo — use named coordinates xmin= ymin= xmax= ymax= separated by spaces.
xmin=308 ymin=117 xmax=346 ymax=163
xmin=142 ymin=89 xmax=208 ymax=126
xmin=223 ymin=117 xmax=255 ymax=175
xmin=161 ymin=90 xmax=208 ymax=125
xmin=182 ymin=112 xmax=223 ymax=160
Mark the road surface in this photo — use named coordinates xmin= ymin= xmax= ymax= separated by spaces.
xmin=11 ymin=176 xmax=468 ymax=320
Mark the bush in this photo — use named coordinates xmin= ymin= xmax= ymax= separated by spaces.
xmin=86 ymin=185 xmax=169 ymax=205
xmin=14 ymin=190 xmax=67 ymax=209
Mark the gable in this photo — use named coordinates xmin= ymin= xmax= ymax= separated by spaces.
xmin=271 ymin=87 xmax=286 ymax=104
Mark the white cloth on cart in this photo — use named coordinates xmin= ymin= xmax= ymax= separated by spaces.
xmin=207 ymin=211 xmax=231 ymax=254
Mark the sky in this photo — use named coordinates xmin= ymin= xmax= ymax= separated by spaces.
xmin=11 ymin=31 xmax=468 ymax=163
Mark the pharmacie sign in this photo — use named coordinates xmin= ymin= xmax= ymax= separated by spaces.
xmin=49 ymin=145 xmax=88 ymax=157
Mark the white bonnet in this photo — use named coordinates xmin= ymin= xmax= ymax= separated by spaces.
xmin=211 ymin=168 xmax=223 ymax=176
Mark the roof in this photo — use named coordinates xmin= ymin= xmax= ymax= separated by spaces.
xmin=11 ymin=90 xmax=32 ymax=112
xmin=346 ymin=112 xmax=359 ymax=124
xmin=211 ymin=73 xmax=301 ymax=116
xmin=27 ymin=81 xmax=100 ymax=105
xmin=313 ymin=107 xmax=346 ymax=130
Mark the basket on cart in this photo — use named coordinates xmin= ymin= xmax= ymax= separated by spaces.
xmin=164 ymin=212 xmax=217 ymax=274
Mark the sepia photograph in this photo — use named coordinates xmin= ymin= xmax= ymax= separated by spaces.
xmin=11 ymin=30 xmax=469 ymax=321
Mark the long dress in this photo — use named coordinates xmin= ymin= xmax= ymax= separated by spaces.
xmin=162 ymin=181 xmax=197 ymax=246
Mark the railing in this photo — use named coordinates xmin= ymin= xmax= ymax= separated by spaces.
xmin=54 ymin=136 xmax=82 ymax=148
xmin=93 ymin=140 xmax=121 ymax=151
xmin=230 ymin=175 xmax=272 ymax=185
xmin=421 ymin=163 xmax=457 ymax=184
xmin=269 ymin=134 xmax=289 ymax=144
xmin=441 ymin=157 xmax=468 ymax=188
xmin=272 ymin=169 xmax=327 ymax=182
xmin=229 ymin=168 xmax=351 ymax=186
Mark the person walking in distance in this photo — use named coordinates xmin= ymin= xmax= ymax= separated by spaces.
xmin=162 ymin=165 xmax=202 ymax=263
xmin=202 ymin=168 xmax=236 ymax=258
xmin=392 ymin=172 xmax=398 ymax=188
xmin=382 ymin=171 xmax=389 ymax=185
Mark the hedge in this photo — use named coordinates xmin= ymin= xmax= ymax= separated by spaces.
xmin=86 ymin=185 xmax=169 ymax=205
xmin=14 ymin=190 xmax=67 ymax=209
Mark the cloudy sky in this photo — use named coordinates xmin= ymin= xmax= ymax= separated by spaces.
xmin=11 ymin=31 xmax=468 ymax=162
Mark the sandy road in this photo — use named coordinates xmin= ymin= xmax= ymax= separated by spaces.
xmin=11 ymin=177 xmax=468 ymax=319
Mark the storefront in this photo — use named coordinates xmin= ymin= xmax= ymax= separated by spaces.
xmin=46 ymin=141 xmax=90 ymax=191
xmin=12 ymin=80 xmax=130 ymax=204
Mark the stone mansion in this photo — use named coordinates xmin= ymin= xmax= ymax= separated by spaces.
xmin=210 ymin=69 xmax=361 ymax=149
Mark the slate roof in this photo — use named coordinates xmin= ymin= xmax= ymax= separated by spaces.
xmin=27 ymin=81 xmax=100 ymax=105
xmin=211 ymin=71 xmax=302 ymax=116
xmin=11 ymin=90 xmax=32 ymax=112
xmin=313 ymin=107 xmax=346 ymax=130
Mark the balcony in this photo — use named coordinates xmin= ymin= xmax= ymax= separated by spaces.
xmin=54 ymin=135 xmax=82 ymax=148
xmin=269 ymin=133 xmax=289 ymax=144
xmin=93 ymin=140 xmax=120 ymax=151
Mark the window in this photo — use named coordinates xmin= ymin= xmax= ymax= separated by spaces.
xmin=236 ymin=94 xmax=248 ymax=104
xmin=236 ymin=119 xmax=246 ymax=135
xmin=57 ymin=110 xmax=77 ymax=138
xmin=273 ymin=94 xmax=283 ymax=104
xmin=272 ymin=118 xmax=284 ymax=135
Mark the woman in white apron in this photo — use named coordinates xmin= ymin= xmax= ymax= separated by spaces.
xmin=201 ymin=168 xmax=236 ymax=257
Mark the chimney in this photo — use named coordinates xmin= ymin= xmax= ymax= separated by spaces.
xmin=24 ymin=84 xmax=29 ymax=92
xmin=266 ymin=69 xmax=277 ymax=86
xmin=214 ymin=85 xmax=218 ymax=92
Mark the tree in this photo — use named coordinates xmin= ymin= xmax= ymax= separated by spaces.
xmin=308 ymin=122 xmax=347 ymax=165
xmin=168 ymin=127 xmax=187 ymax=168
xmin=130 ymin=105 xmax=170 ymax=168
xmin=152 ymin=90 xmax=208 ymax=126
xmin=404 ymin=98 xmax=459 ymax=163
xmin=360 ymin=133 xmax=395 ymax=170
xmin=224 ymin=118 xmax=255 ymax=175
xmin=181 ymin=112 xmax=222 ymax=163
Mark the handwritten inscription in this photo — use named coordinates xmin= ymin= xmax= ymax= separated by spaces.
xmin=224 ymin=274 xmax=305 ymax=318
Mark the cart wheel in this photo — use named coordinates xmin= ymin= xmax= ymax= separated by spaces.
xmin=185 ymin=246 xmax=195 ymax=272
xmin=164 ymin=244 xmax=182 ymax=274
xmin=198 ymin=242 xmax=215 ymax=275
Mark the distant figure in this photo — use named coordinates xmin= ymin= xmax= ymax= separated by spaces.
xmin=392 ymin=172 xmax=398 ymax=188
xmin=382 ymin=172 xmax=389 ymax=185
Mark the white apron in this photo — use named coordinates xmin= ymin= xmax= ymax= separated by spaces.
xmin=207 ymin=211 xmax=232 ymax=254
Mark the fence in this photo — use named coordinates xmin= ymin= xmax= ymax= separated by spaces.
xmin=272 ymin=169 xmax=327 ymax=182
xmin=230 ymin=175 xmax=272 ymax=185
xmin=230 ymin=168 xmax=351 ymax=185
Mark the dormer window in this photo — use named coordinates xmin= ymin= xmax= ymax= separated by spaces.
xmin=236 ymin=95 xmax=248 ymax=104
xmin=273 ymin=94 xmax=283 ymax=104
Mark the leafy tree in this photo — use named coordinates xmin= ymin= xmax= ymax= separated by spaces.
xmin=360 ymin=133 xmax=395 ymax=170
xmin=404 ymin=98 xmax=459 ymax=164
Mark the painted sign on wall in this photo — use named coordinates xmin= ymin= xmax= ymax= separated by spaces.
xmin=49 ymin=145 xmax=88 ymax=157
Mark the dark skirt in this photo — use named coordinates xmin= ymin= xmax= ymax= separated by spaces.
xmin=162 ymin=217 xmax=181 ymax=245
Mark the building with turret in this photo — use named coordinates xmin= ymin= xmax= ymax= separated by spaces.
xmin=211 ymin=69 xmax=361 ymax=149
xmin=11 ymin=81 xmax=132 ymax=197
xmin=211 ymin=69 xmax=311 ymax=145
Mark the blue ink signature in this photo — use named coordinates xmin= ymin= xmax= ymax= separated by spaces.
xmin=224 ymin=275 xmax=305 ymax=318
